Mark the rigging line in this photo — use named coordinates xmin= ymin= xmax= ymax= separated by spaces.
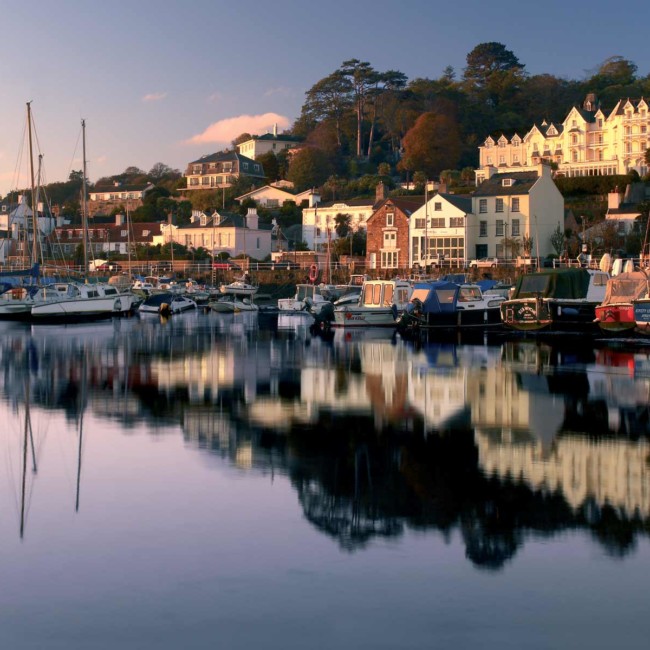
xmin=11 ymin=119 xmax=28 ymax=193
xmin=67 ymin=127 xmax=83 ymax=179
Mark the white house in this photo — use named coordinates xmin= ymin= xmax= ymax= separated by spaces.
xmin=471 ymin=164 xmax=563 ymax=260
xmin=604 ymin=182 xmax=648 ymax=234
xmin=236 ymin=125 xmax=302 ymax=160
xmin=235 ymin=185 xmax=316 ymax=209
xmin=170 ymin=208 xmax=272 ymax=260
xmin=408 ymin=193 xmax=472 ymax=267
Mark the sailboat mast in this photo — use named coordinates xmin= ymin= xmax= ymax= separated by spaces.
xmin=26 ymin=102 xmax=39 ymax=267
xmin=82 ymin=119 xmax=88 ymax=273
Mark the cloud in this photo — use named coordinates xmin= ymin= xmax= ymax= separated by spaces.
xmin=142 ymin=92 xmax=167 ymax=102
xmin=264 ymin=86 xmax=294 ymax=98
xmin=185 ymin=112 xmax=291 ymax=145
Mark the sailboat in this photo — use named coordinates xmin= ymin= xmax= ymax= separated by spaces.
xmin=29 ymin=119 xmax=137 ymax=321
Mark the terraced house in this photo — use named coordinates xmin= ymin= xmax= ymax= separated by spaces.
xmin=184 ymin=151 xmax=265 ymax=191
xmin=477 ymin=93 xmax=650 ymax=181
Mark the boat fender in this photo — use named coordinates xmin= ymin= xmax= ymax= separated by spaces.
xmin=309 ymin=264 xmax=319 ymax=284
xmin=159 ymin=303 xmax=171 ymax=316
xmin=11 ymin=287 xmax=23 ymax=300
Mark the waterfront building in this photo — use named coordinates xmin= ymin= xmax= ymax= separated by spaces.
xmin=172 ymin=208 xmax=272 ymax=260
xmin=184 ymin=151 xmax=265 ymax=191
xmin=476 ymin=94 xmax=650 ymax=181
xmin=366 ymin=196 xmax=424 ymax=271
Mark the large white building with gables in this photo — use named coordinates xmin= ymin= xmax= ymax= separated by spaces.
xmin=476 ymin=94 xmax=649 ymax=182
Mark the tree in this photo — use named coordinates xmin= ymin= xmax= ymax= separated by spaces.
xmin=287 ymin=147 xmax=332 ymax=191
xmin=522 ymin=235 xmax=534 ymax=257
xmin=231 ymin=133 xmax=252 ymax=148
xmin=338 ymin=59 xmax=379 ymax=158
xmin=334 ymin=213 xmax=352 ymax=238
xmin=398 ymin=112 xmax=462 ymax=178
xmin=256 ymin=151 xmax=280 ymax=181
xmin=377 ymin=162 xmax=391 ymax=177
xmin=149 ymin=162 xmax=179 ymax=181
xmin=550 ymin=223 xmax=565 ymax=256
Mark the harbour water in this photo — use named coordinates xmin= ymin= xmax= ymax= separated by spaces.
xmin=1 ymin=312 xmax=650 ymax=649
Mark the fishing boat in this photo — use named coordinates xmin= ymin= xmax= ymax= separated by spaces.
xmin=396 ymin=281 xmax=505 ymax=333
xmin=595 ymin=270 xmax=649 ymax=334
xmin=333 ymin=279 xmax=412 ymax=327
xmin=500 ymin=266 xmax=609 ymax=332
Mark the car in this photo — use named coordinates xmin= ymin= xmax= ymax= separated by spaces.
xmin=469 ymin=257 xmax=500 ymax=269
xmin=212 ymin=260 xmax=242 ymax=271
xmin=96 ymin=262 xmax=122 ymax=272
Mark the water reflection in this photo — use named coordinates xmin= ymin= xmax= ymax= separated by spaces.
xmin=1 ymin=315 xmax=650 ymax=570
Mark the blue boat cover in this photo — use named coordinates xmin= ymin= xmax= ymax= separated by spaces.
xmin=410 ymin=281 xmax=459 ymax=314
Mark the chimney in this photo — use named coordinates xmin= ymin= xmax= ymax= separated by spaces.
xmin=375 ymin=181 xmax=386 ymax=203
xmin=483 ymin=165 xmax=497 ymax=180
xmin=438 ymin=182 xmax=447 ymax=195
xmin=608 ymin=186 xmax=623 ymax=211
xmin=308 ymin=191 xmax=320 ymax=208
xmin=115 ymin=213 xmax=125 ymax=226
xmin=246 ymin=207 xmax=259 ymax=230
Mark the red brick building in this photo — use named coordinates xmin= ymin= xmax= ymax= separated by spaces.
xmin=366 ymin=197 xmax=424 ymax=272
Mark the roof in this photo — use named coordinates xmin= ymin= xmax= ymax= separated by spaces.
xmin=473 ymin=171 xmax=539 ymax=197
xmin=253 ymin=133 xmax=302 ymax=142
xmin=607 ymin=204 xmax=642 ymax=216
xmin=313 ymin=197 xmax=379 ymax=210
xmin=91 ymin=183 xmax=152 ymax=194
xmin=180 ymin=212 xmax=272 ymax=231
xmin=188 ymin=151 xmax=263 ymax=172
xmin=439 ymin=193 xmax=472 ymax=213
xmin=384 ymin=196 xmax=426 ymax=215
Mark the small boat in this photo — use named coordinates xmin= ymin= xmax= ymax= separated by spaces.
xmin=500 ymin=267 xmax=609 ymax=332
xmin=595 ymin=270 xmax=650 ymax=334
xmin=220 ymin=275 xmax=258 ymax=297
xmin=396 ymin=281 xmax=505 ymax=333
xmin=209 ymin=293 xmax=259 ymax=313
xmin=138 ymin=292 xmax=197 ymax=315
xmin=278 ymin=283 xmax=333 ymax=314
xmin=333 ymin=278 xmax=412 ymax=327
xmin=30 ymin=282 xmax=136 ymax=321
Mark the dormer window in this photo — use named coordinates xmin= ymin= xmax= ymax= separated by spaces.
xmin=200 ymin=216 xmax=207 ymax=226
xmin=502 ymin=179 xmax=513 ymax=187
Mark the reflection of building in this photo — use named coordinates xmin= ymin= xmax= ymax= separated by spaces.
xmin=477 ymin=432 xmax=650 ymax=518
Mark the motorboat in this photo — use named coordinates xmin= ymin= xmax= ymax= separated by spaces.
xmin=278 ymin=283 xmax=333 ymax=315
xmin=396 ymin=281 xmax=505 ymax=333
xmin=595 ymin=270 xmax=650 ymax=334
xmin=138 ymin=292 xmax=197 ymax=315
xmin=209 ymin=293 xmax=259 ymax=313
xmin=30 ymin=282 xmax=137 ymax=321
xmin=220 ymin=275 xmax=258 ymax=297
xmin=500 ymin=267 xmax=609 ymax=332
xmin=333 ymin=279 xmax=412 ymax=327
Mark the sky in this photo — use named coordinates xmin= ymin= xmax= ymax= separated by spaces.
xmin=1 ymin=0 xmax=649 ymax=196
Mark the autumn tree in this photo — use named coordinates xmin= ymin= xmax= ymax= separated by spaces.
xmin=256 ymin=151 xmax=280 ymax=181
xmin=398 ymin=112 xmax=461 ymax=179
xmin=287 ymin=147 xmax=332 ymax=191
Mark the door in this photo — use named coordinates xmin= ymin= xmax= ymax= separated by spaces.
xmin=475 ymin=244 xmax=488 ymax=259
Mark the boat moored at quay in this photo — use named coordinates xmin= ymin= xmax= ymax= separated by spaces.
xmin=595 ymin=270 xmax=650 ymax=335
xmin=333 ymin=279 xmax=412 ymax=327
xmin=500 ymin=267 xmax=609 ymax=332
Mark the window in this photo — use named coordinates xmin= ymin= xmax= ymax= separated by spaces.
xmin=414 ymin=218 xmax=425 ymax=229
xmin=386 ymin=212 xmax=394 ymax=226
xmin=511 ymin=219 xmax=520 ymax=236
xmin=479 ymin=221 xmax=487 ymax=237
xmin=502 ymin=179 xmax=512 ymax=187
xmin=434 ymin=202 xmax=442 ymax=211
xmin=242 ymin=162 xmax=249 ymax=170
xmin=572 ymin=135 xmax=577 ymax=145
xmin=496 ymin=198 xmax=504 ymax=213
xmin=513 ymin=139 xmax=520 ymax=147
xmin=496 ymin=220 xmax=504 ymax=236
xmin=266 ymin=199 xmax=279 ymax=208
xmin=381 ymin=251 xmax=398 ymax=268
xmin=316 ymin=228 xmax=321 ymax=237
xmin=383 ymin=232 xmax=396 ymax=248
xmin=479 ymin=199 xmax=487 ymax=213
xmin=513 ymin=155 xmax=519 ymax=162
xmin=431 ymin=218 xmax=445 ymax=228
xmin=256 ymin=237 xmax=260 ymax=249
xmin=499 ymin=155 xmax=505 ymax=164
xmin=449 ymin=217 xmax=464 ymax=228
xmin=487 ymin=156 xmax=493 ymax=164
xmin=121 ymin=229 xmax=127 ymax=237
xmin=598 ymin=118 xmax=603 ymax=128
xmin=511 ymin=198 xmax=520 ymax=212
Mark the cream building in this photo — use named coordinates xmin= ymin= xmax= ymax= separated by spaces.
xmin=476 ymin=94 xmax=650 ymax=181
xmin=235 ymin=185 xmax=316 ymax=209
xmin=236 ymin=125 xmax=301 ymax=159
